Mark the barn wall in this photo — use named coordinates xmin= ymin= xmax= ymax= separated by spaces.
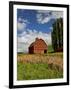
xmin=29 ymin=46 xmax=34 ymax=54
xmin=28 ymin=38 xmax=48 ymax=54
xmin=34 ymin=49 xmax=44 ymax=54
xmin=34 ymin=41 xmax=47 ymax=50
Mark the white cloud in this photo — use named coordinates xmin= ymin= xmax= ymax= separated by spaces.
xmin=36 ymin=10 xmax=63 ymax=24
xmin=17 ymin=22 xmax=26 ymax=31
xmin=49 ymin=26 xmax=53 ymax=31
xmin=17 ymin=29 xmax=52 ymax=53
xmin=36 ymin=10 xmax=52 ymax=24
xmin=52 ymin=11 xmax=63 ymax=19
xmin=37 ymin=14 xmax=51 ymax=24
xmin=17 ymin=17 xmax=29 ymax=32
xmin=18 ymin=17 xmax=29 ymax=23
xmin=17 ymin=42 xmax=29 ymax=53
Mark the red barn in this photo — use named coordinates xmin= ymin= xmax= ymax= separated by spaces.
xmin=29 ymin=38 xmax=48 ymax=54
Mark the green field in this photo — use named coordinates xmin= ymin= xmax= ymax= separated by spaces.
xmin=17 ymin=62 xmax=63 ymax=80
xmin=47 ymin=45 xmax=54 ymax=53
xmin=17 ymin=52 xmax=63 ymax=80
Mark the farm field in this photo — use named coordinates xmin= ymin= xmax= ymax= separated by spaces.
xmin=17 ymin=52 xmax=63 ymax=80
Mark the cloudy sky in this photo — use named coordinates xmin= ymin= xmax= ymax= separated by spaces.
xmin=17 ymin=9 xmax=63 ymax=53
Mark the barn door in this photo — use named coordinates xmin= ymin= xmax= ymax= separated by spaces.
xmin=44 ymin=50 xmax=47 ymax=53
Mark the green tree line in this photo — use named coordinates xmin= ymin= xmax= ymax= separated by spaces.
xmin=52 ymin=18 xmax=63 ymax=52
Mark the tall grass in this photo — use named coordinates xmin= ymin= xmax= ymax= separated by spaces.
xmin=17 ymin=62 xmax=63 ymax=80
xmin=17 ymin=53 xmax=63 ymax=80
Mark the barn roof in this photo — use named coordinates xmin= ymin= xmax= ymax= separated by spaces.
xmin=29 ymin=38 xmax=47 ymax=48
xmin=29 ymin=42 xmax=35 ymax=47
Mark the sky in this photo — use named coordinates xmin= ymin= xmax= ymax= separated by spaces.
xmin=17 ymin=9 xmax=63 ymax=53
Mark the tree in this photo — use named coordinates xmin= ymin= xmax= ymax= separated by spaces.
xmin=52 ymin=18 xmax=63 ymax=52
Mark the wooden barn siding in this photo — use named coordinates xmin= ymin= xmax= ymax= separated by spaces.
xmin=34 ymin=49 xmax=44 ymax=54
xmin=34 ymin=44 xmax=47 ymax=50
xmin=29 ymin=38 xmax=48 ymax=54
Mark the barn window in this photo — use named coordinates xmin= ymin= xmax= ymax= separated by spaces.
xmin=44 ymin=50 xmax=47 ymax=53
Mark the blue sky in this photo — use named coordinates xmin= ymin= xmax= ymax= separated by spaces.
xmin=17 ymin=9 xmax=55 ymax=33
xmin=17 ymin=9 xmax=63 ymax=53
